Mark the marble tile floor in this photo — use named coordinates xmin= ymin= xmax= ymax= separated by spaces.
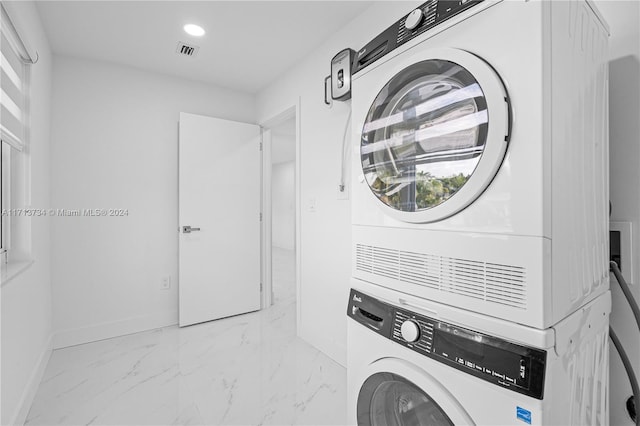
xmin=26 ymin=248 xmax=346 ymax=425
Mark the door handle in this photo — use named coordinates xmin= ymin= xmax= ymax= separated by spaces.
xmin=182 ymin=226 xmax=201 ymax=233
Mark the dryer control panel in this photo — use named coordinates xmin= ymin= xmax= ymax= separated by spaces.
xmin=347 ymin=289 xmax=547 ymax=400
xmin=352 ymin=0 xmax=484 ymax=75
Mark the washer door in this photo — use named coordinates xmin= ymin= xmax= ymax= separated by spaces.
xmin=358 ymin=372 xmax=453 ymax=426
xmin=360 ymin=48 xmax=509 ymax=223
xmin=356 ymin=358 xmax=475 ymax=426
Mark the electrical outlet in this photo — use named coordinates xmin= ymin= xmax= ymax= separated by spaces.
xmin=610 ymin=221 xmax=633 ymax=284
xmin=161 ymin=276 xmax=171 ymax=290
xmin=308 ymin=197 xmax=317 ymax=213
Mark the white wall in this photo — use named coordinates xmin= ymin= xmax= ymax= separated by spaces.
xmin=595 ymin=2 xmax=640 ymax=425
xmin=50 ymin=56 xmax=256 ymax=349
xmin=272 ymin=161 xmax=295 ymax=250
xmin=256 ymin=1 xmax=421 ymax=365
xmin=0 ymin=2 xmax=53 ymax=425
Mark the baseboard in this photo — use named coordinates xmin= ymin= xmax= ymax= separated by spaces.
xmin=53 ymin=310 xmax=178 ymax=350
xmin=10 ymin=334 xmax=53 ymax=426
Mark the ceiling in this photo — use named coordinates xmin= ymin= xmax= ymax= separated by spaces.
xmin=35 ymin=1 xmax=373 ymax=94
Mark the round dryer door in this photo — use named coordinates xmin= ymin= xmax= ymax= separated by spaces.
xmin=356 ymin=358 xmax=474 ymax=426
xmin=360 ymin=48 xmax=510 ymax=223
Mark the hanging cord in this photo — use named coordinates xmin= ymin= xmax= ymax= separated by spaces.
xmin=611 ymin=261 xmax=640 ymax=329
xmin=609 ymin=260 xmax=640 ymax=425
xmin=610 ymin=326 xmax=639 ymax=425
xmin=339 ymin=109 xmax=352 ymax=193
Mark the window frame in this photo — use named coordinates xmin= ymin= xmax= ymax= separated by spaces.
xmin=1 ymin=142 xmax=10 ymax=259
xmin=1 ymin=2 xmax=33 ymax=268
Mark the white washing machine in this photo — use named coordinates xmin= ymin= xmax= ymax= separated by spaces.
xmin=347 ymin=279 xmax=611 ymax=425
xmin=351 ymin=0 xmax=610 ymax=329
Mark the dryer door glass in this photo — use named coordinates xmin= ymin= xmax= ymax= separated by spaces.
xmin=357 ymin=372 xmax=454 ymax=426
xmin=361 ymin=59 xmax=491 ymax=215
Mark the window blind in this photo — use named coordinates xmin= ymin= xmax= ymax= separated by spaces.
xmin=0 ymin=5 xmax=27 ymax=151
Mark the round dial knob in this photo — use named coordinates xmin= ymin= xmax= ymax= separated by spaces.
xmin=400 ymin=320 xmax=421 ymax=343
xmin=405 ymin=9 xmax=424 ymax=31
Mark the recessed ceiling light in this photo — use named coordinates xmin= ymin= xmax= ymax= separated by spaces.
xmin=184 ymin=24 xmax=205 ymax=37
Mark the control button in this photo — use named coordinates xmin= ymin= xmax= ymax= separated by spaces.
xmin=400 ymin=320 xmax=421 ymax=343
xmin=404 ymin=9 xmax=424 ymax=31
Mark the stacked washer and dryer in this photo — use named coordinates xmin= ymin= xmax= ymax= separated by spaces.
xmin=347 ymin=0 xmax=611 ymax=425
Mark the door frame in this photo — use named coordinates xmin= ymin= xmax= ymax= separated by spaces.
xmin=260 ymin=101 xmax=301 ymax=324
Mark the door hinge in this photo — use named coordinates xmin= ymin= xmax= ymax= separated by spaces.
xmin=259 ymin=141 xmax=263 ymax=151
xmin=260 ymin=212 xmax=263 ymax=221
xmin=260 ymin=282 xmax=263 ymax=291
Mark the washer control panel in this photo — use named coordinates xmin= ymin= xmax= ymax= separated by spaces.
xmin=352 ymin=0 xmax=484 ymax=74
xmin=347 ymin=289 xmax=547 ymax=400
xmin=397 ymin=0 xmax=481 ymax=45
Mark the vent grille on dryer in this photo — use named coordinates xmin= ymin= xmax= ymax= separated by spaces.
xmin=355 ymin=244 xmax=527 ymax=309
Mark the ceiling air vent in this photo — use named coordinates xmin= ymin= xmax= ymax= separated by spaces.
xmin=176 ymin=42 xmax=199 ymax=57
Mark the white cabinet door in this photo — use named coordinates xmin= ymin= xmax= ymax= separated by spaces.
xmin=178 ymin=112 xmax=261 ymax=327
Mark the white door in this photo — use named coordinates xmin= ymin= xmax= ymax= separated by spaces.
xmin=179 ymin=112 xmax=262 ymax=327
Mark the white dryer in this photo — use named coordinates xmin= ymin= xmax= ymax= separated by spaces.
xmin=351 ymin=0 xmax=610 ymax=329
xmin=347 ymin=279 xmax=611 ymax=425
